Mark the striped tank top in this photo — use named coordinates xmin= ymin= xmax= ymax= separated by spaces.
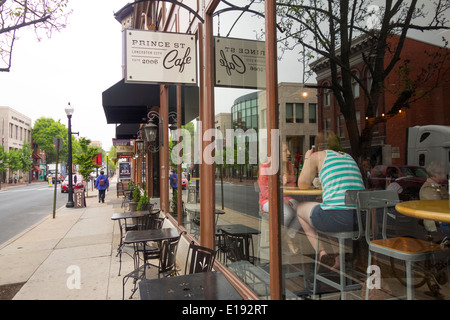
xmin=319 ymin=150 xmax=365 ymax=210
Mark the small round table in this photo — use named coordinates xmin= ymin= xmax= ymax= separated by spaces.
xmin=395 ymin=200 xmax=450 ymax=223
xmin=283 ymin=187 xmax=323 ymax=196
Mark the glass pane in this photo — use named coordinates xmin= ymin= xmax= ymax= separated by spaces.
xmin=286 ymin=103 xmax=294 ymax=123
xmin=295 ymin=103 xmax=304 ymax=123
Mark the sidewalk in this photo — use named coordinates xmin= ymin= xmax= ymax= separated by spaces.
xmin=0 ymin=176 xmax=131 ymax=300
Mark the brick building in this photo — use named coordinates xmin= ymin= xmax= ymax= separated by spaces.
xmin=312 ymin=34 xmax=450 ymax=166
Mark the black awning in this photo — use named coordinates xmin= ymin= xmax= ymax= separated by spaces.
xmin=102 ymin=79 xmax=160 ymax=124
xmin=115 ymin=123 xmax=140 ymax=139
xmin=102 ymin=79 xmax=199 ymax=125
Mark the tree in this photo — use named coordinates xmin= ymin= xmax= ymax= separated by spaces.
xmin=32 ymin=117 xmax=79 ymax=164
xmin=0 ymin=0 xmax=71 ymax=71
xmin=73 ymin=137 xmax=101 ymax=196
xmin=7 ymin=148 xmax=21 ymax=177
xmin=17 ymin=142 xmax=33 ymax=177
xmin=275 ymin=0 xmax=450 ymax=163
xmin=0 ymin=146 xmax=7 ymax=188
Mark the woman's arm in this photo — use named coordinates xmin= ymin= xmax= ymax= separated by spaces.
xmin=297 ymin=149 xmax=321 ymax=189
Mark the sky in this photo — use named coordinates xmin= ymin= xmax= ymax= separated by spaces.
xmin=0 ymin=0 xmax=125 ymax=152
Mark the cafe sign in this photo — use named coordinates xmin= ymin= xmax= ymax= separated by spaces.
xmin=214 ymin=36 xmax=266 ymax=89
xmin=125 ymin=30 xmax=197 ymax=85
xmin=113 ymin=139 xmax=134 ymax=158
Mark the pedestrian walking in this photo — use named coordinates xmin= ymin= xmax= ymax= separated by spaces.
xmin=169 ymin=170 xmax=178 ymax=196
xmin=95 ymin=170 xmax=109 ymax=203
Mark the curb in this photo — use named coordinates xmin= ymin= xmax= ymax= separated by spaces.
xmin=0 ymin=203 xmax=66 ymax=251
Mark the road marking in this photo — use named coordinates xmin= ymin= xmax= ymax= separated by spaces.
xmin=1 ymin=187 xmax=52 ymax=192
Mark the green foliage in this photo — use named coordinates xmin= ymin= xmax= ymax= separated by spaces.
xmin=73 ymin=138 xmax=101 ymax=183
xmin=0 ymin=146 xmax=7 ymax=174
xmin=137 ymin=189 xmax=150 ymax=211
xmin=32 ymin=117 xmax=68 ymax=163
xmin=0 ymin=144 xmax=33 ymax=176
xmin=18 ymin=143 xmax=33 ymax=173
xmin=132 ymin=187 xmax=141 ymax=202
xmin=7 ymin=149 xmax=21 ymax=173
xmin=171 ymin=188 xmax=178 ymax=213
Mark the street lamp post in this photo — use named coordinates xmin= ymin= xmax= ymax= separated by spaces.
xmin=65 ymin=103 xmax=74 ymax=208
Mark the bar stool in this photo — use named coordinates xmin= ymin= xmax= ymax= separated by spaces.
xmin=312 ymin=190 xmax=365 ymax=300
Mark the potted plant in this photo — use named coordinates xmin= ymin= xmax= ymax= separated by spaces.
xmin=170 ymin=188 xmax=178 ymax=214
xmin=129 ymin=187 xmax=141 ymax=211
xmin=137 ymin=189 xmax=151 ymax=211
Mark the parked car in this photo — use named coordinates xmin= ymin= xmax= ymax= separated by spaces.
xmin=181 ymin=173 xmax=189 ymax=189
xmin=61 ymin=174 xmax=85 ymax=193
xmin=369 ymin=165 xmax=428 ymax=201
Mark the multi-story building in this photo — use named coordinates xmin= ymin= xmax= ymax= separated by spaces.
xmin=0 ymin=106 xmax=33 ymax=182
xmin=230 ymin=83 xmax=318 ymax=178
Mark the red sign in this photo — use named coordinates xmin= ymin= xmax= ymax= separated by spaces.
xmin=93 ymin=153 xmax=102 ymax=165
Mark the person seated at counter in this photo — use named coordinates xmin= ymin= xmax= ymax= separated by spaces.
xmin=296 ymin=132 xmax=365 ymax=270
xmin=258 ymin=142 xmax=302 ymax=253
xmin=419 ymin=161 xmax=449 ymax=235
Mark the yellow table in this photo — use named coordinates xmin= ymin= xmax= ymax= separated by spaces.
xmin=395 ymin=200 xmax=450 ymax=223
xmin=283 ymin=187 xmax=322 ymax=196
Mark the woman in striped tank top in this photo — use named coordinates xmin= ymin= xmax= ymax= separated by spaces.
xmin=296 ymin=143 xmax=365 ymax=270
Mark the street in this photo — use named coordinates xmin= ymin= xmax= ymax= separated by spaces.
xmin=215 ymin=181 xmax=259 ymax=217
xmin=0 ymin=183 xmax=66 ymax=246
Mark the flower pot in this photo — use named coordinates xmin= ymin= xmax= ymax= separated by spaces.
xmin=129 ymin=201 xmax=138 ymax=212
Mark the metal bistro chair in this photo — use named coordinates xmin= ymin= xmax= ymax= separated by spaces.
xmin=312 ymin=190 xmax=365 ymax=300
xmin=116 ymin=213 xmax=155 ymax=276
xmin=184 ymin=241 xmax=217 ymax=275
xmin=121 ymin=187 xmax=136 ymax=211
xmin=122 ymin=231 xmax=185 ymax=299
xmin=133 ymin=214 xmax=166 ymax=267
xmin=357 ymin=189 xmax=446 ymax=300
xmin=156 ymin=231 xmax=187 ymax=278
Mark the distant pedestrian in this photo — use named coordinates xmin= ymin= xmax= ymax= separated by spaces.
xmin=95 ymin=170 xmax=109 ymax=203
xmin=169 ymin=170 xmax=178 ymax=196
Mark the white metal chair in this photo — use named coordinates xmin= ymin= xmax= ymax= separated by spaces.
xmin=356 ymin=189 xmax=447 ymax=300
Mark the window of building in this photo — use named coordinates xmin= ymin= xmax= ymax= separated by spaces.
xmin=286 ymin=103 xmax=304 ymax=123
xmin=356 ymin=111 xmax=361 ymax=134
xmin=324 ymin=88 xmax=331 ymax=106
xmin=295 ymin=103 xmax=304 ymax=123
xmin=352 ymin=71 xmax=360 ymax=98
xmin=286 ymin=103 xmax=294 ymax=123
xmin=309 ymin=103 xmax=317 ymax=123
xmin=367 ymin=71 xmax=372 ymax=92
xmin=324 ymin=117 xmax=331 ymax=132
xmin=338 ymin=114 xmax=345 ymax=138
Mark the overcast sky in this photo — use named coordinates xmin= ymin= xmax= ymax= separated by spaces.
xmin=0 ymin=0 xmax=124 ymax=152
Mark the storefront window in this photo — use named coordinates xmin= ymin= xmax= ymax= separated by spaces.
xmin=176 ymin=1 xmax=449 ymax=301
